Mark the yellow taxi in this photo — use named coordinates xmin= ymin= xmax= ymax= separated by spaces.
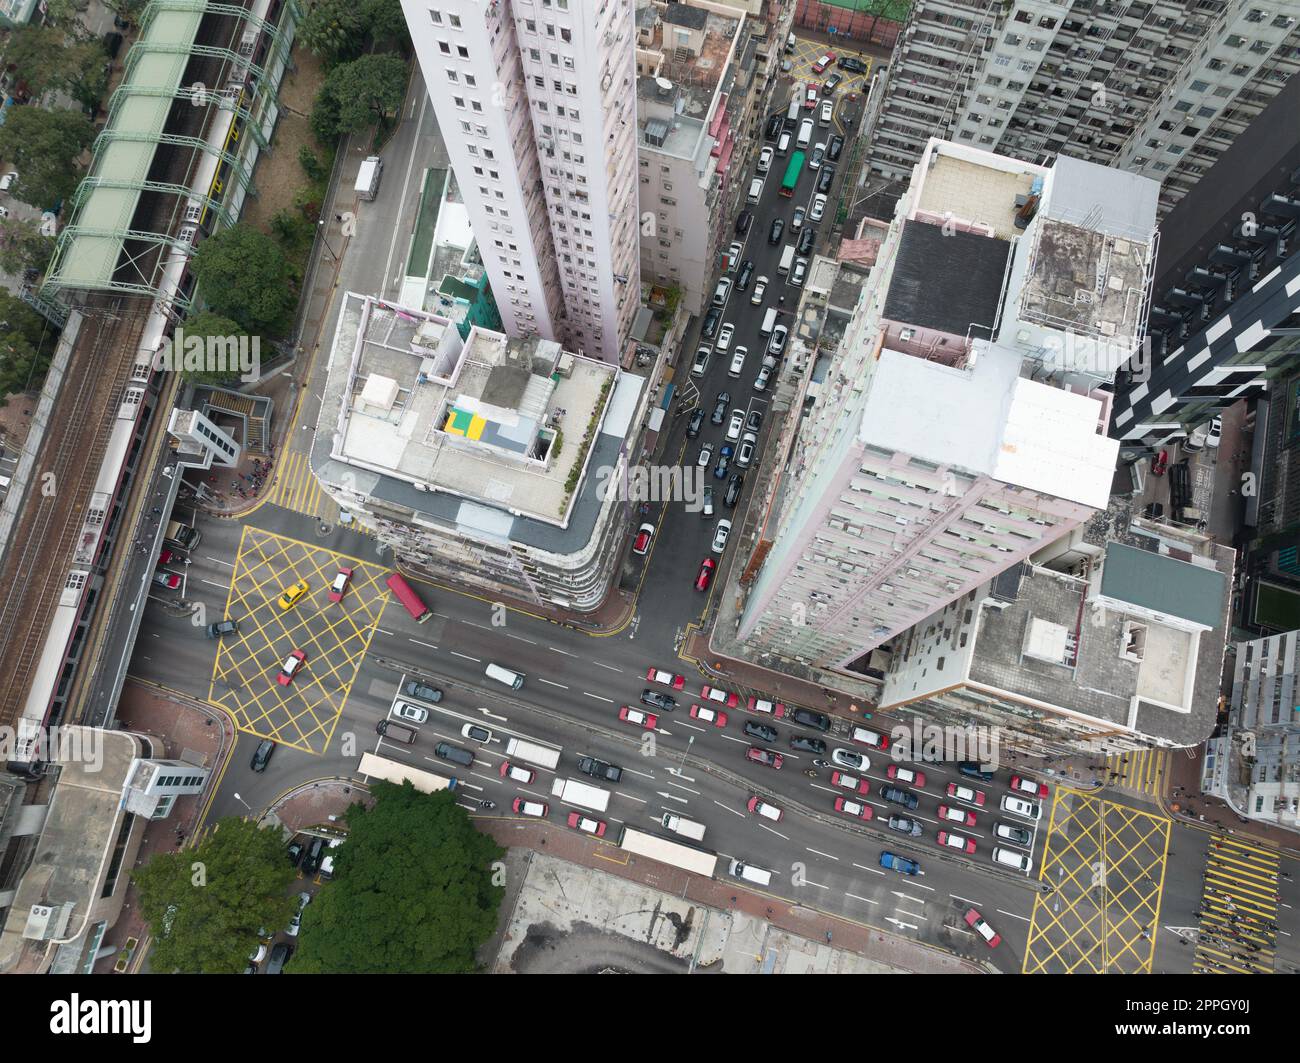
xmin=277 ymin=579 xmax=310 ymax=611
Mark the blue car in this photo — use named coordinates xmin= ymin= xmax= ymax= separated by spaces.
xmin=958 ymin=761 xmax=995 ymax=782
xmin=714 ymin=445 xmax=733 ymax=480
xmin=880 ymin=851 xmax=920 ymax=876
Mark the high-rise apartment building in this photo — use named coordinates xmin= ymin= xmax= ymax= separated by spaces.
xmin=734 ymin=139 xmax=1159 ymax=672
xmin=865 ymin=0 xmax=1299 ymax=218
xmin=401 ymin=0 xmax=642 ymax=362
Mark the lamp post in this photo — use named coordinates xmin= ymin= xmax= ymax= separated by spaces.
xmin=317 ymin=218 xmax=338 ymax=262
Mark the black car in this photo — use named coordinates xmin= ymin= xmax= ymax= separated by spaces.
xmin=641 ymin=688 xmax=677 ymax=711
xmin=791 ymin=707 xmax=831 ymax=732
xmin=958 ymin=761 xmax=995 ymax=782
xmin=743 ymin=720 xmax=778 ymax=743
xmin=403 ymin=679 xmax=443 ymax=702
xmin=687 ymin=407 xmax=706 ymax=438
xmin=301 ymin=836 xmax=325 ymax=875
xmin=250 ymin=738 xmax=275 ymax=773
xmin=790 ymin=735 xmax=827 ymax=754
xmin=702 ymin=306 xmax=722 ymax=338
xmin=887 ymin=814 xmax=924 ymax=837
xmin=737 ymin=259 xmax=754 ymax=291
xmin=838 ymin=56 xmax=867 ymax=73
xmin=724 ymin=471 xmax=744 ymax=508
xmin=822 ymin=72 xmax=843 ymax=93
xmin=768 ymin=217 xmax=784 ymax=245
xmin=577 ymin=756 xmax=623 ymax=783
xmin=879 ymin=784 xmax=919 ymax=810
xmin=287 ymin=839 xmax=305 ymax=866
xmin=796 ymin=227 xmax=815 ymax=256
xmin=735 ymin=210 xmax=753 ymax=236
xmin=711 ymin=391 xmax=731 ymax=425
xmin=826 ymin=134 xmax=844 ymax=162
xmin=745 ymin=409 xmax=763 ymax=434
xmin=206 ymin=618 xmax=239 ymax=638
xmin=765 ymin=114 xmax=783 ymax=140
xmin=816 ymin=165 xmax=835 ymax=195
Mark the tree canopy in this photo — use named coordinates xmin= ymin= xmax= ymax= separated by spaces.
xmin=0 ymin=290 xmax=59 ymax=399
xmin=311 ymin=53 xmax=408 ymax=140
xmin=290 ymin=783 xmax=505 ymax=973
xmin=0 ymin=107 xmax=96 ymax=209
xmin=0 ymin=218 xmax=56 ymax=278
xmin=190 ymin=224 xmax=297 ymax=336
xmin=170 ymin=310 xmax=251 ymax=385
xmin=4 ymin=25 xmax=110 ymax=111
xmin=299 ymin=0 xmax=367 ymax=66
xmin=132 ymin=817 xmax=297 ymax=974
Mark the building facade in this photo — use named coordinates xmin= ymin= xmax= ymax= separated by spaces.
xmin=401 ymin=0 xmax=642 ymax=361
xmin=733 ymin=139 xmax=1159 ymax=673
xmin=864 ymin=0 xmax=1300 ymax=218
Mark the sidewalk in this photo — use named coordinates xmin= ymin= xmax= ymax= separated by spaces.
xmin=1165 ymin=742 xmax=1300 ymax=857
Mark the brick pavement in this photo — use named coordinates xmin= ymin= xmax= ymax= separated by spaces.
xmin=1166 ymin=743 xmax=1300 ymax=857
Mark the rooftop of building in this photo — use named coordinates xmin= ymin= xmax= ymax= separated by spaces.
xmin=315 ymin=295 xmax=644 ymax=547
xmin=966 ymin=500 xmax=1233 ymax=745
xmin=883 ymin=220 xmax=1011 ymax=338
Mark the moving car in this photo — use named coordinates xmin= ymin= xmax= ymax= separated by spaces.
xmin=567 ymin=811 xmax=606 ymax=836
xmin=837 ymin=55 xmax=867 ymax=73
xmin=822 ymin=72 xmax=842 ymax=94
xmin=632 ymin=522 xmax=656 ymax=556
xmin=500 ymin=761 xmax=536 ymax=784
xmin=1151 ymin=448 xmax=1169 ymax=475
xmin=277 ymin=649 xmax=307 ymax=686
xmin=277 ymin=579 xmax=309 ymax=610
xmin=726 ymin=409 xmax=745 ymax=440
xmin=737 ymin=260 xmax=754 ymax=290
xmin=735 ymin=434 xmax=756 ymax=469
xmin=887 ymin=764 xmax=926 ymax=787
xmin=746 ymin=746 xmax=784 ymax=769
xmin=646 ymin=668 xmax=686 ymax=690
xmin=619 ymin=706 xmax=657 ymax=729
xmin=327 ymin=567 xmax=353 ymax=602
xmin=958 ymin=761 xmax=994 ymax=781
xmin=743 ymin=720 xmax=778 ymax=743
xmin=790 ymin=735 xmax=826 ymax=754
xmin=804 ymin=84 xmax=818 ymax=109
xmin=726 ymin=240 xmax=744 ymax=267
xmin=711 ymin=391 xmax=731 ymax=425
xmin=851 ymin=726 xmax=890 ymax=750
xmin=403 ymin=678 xmax=443 ymax=702
xmin=831 ymin=747 xmax=867 ymax=771
xmin=711 ymin=518 xmax=732 ymax=553
xmin=835 ymin=796 xmax=873 ymax=820
xmin=697 ymin=441 xmax=715 ymax=468
xmin=461 ymin=723 xmax=493 ymax=744
xmin=1206 ymin=416 xmax=1222 ymax=448
xmin=250 ymin=738 xmax=275 ymax=772
xmin=729 ymin=346 xmax=748 ymax=378
xmin=765 ymin=114 xmax=783 ymax=139
xmin=641 ymin=689 xmax=677 ymax=711
xmin=753 ymin=364 xmax=773 ymax=393
xmin=747 ymin=796 xmax=783 ymax=821
xmin=746 ymin=696 xmax=786 ymax=717
xmin=831 ymin=770 xmax=869 ymax=794
xmin=947 ymin=782 xmax=986 ymax=806
xmin=816 ymin=165 xmax=835 ymax=194
xmin=392 ymin=702 xmax=428 ymax=723
xmin=206 ymin=618 xmax=239 ymax=638
xmin=735 ymin=210 xmax=753 ymax=236
xmin=879 ymin=784 xmax=919 ymax=809
xmin=286 ymin=891 xmax=311 ymax=937
xmin=577 ymin=756 xmax=623 ymax=782
xmin=513 ymin=797 xmax=549 ymax=818
xmin=938 ymin=830 xmax=977 ymax=854
xmin=751 ymin=276 xmax=768 ymax=305
xmin=712 ymin=277 xmax=732 ymax=305
xmin=701 ymin=685 xmax=740 ymax=707
xmin=965 ymin=907 xmax=1001 ymax=948
xmin=768 ymin=217 xmax=785 ymax=245
xmin=880 ymin=851 xmax=920 ymax=875
xmin=887 ymin=814 xmax=924 ymax=837
xmin=1011 ymin=775 xmax=1050 ymax=798
xmin=690 ymin=703 xmax=728 ymax=727
xmin=938 ymin=803 xmax=977 ymax=826
xmin=695 ymin=557 xmax=716 ymax=591
xmin=714 ymin=446 xmax=732 ymax=480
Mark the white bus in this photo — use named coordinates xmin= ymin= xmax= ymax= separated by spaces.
xmin=357 ymin=751 xmax=457 ymax=793
xmin=505 ymin=736 xmax=561 ymax=771
xmin=618 ymin=826 xmax=718 ymax=879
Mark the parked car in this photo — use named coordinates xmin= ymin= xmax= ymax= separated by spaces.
xmin=810 ymin=193 xmax=827 ymax=221
xmin=1011 ymin=774 xmax=1050 ymax=798
xmin=206 ymin=618 xmax=239 ymax=638
xmin=286 ymin=891 xmax=311 ymax=937
xmin=791 ymin=707 xmax=830 ymax=732
xmin=735 ymin=433 xmax=756 ymax=469
xmin=735 ymin=210 xmax=753 ymax=236
xmin=701 ymin=685 xmax=740 ymax=707
xmin=822 ymin=73 xmax=843 ymax=94
xmin=994 ymin=821 xmax=1032 ymax=846
xmin=702 ymin=307 xmax=722 ymax=337
xmin=714 ymin=446 xmax=732 ymax=480
xmin=769 ymin=324 xmax=789 ymax=355
xmin=0 ymin=171 xmax=18 ymax=192
xmin=716 ymin=322 xmax=735 ymax=354
xmin=152 ymin=570 xmax=181 ymax=590
xmin=737 ymin=259 xmax=754 ymax=290
xmin=711 ymin=391 xmax=731 ymax=425
xmin=751 ymin=276 xmax=768 ymax=305
xmin=827 ymin=134 xmax=844 ymax=162
xmin=696 ymin=441 xmax=714 ymax=469
xmin=695 ymin=557 xmax=716 ymax=591
xmin=265 ymin=941 xmax=292 ymax=974
xmin=765 ymin=114 xmax=783 ymax=139
xmin=1151 ymin=448 xmax=1169 ymax=475
xmin=724 ymin=472 xmax=744 ymax=508
xmin=811 ymin=51 xmax=835 ymax=73
xmin=769 ymin=217 xmax=784 ymax=245
xmin=1206 ymin=416 xmax=1222 ymax=448
xmin=745 ymin=409 xmax=763 ymax=434
xmin=819 ymin=100 xmax=834 ymax=126
xmin=816 ymin=165 xmax=835 ymax=194
xmin=711 ymin=518 xmax=732 ymax=553
xmin=791 ymin=258 xmax=808 ymax=286
xmin=687 ymin=407 xmax=706 ymax=438
xmin=753 ymin=364 xmax=773 ymax=393
xmin=250 ymin=738 xmax=275 ymax=772
xmin=632 ymin=522 xmax=656 ymax=556
xmin=837 ymin=55 xmax=867 ymax=74
xmin=797 ymin=226 xmax=815 ymax=256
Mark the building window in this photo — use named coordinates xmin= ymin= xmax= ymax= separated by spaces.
xmin=429 ymin=9 xmax=442 ymax=23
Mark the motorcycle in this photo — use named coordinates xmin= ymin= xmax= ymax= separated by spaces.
xmin=804 ymin=769 xmax=818 ymax=779
xmin=480 ymin=800 xmax=496 ymax=811
xmin=812 ymin=759 xmax=831 ymax=768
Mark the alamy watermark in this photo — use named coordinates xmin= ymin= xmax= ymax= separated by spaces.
xmin=152 ymin=326 xmax=261 ymax=383
xmin=595 ymin=464 xmax=707 ymax=511
xmin=887 ymin=718 xmax=1002 ymax=770
xmin=0 ymin=725 xmax=105 ymax=773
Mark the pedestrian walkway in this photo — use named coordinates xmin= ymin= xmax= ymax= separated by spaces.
xmin=269 ymin=449 xmax=337 ymax=521
xmin=1194 ymin=835 xmax=1280 ymax=974
xmin=1101 ymin=748 xmax=1168 ymax=800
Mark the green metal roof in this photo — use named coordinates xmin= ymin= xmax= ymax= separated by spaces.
xmin=56 ymin=7 xmax=203 ymax=288
xmin=1099 ymin=542 xmax=1226 ymax=629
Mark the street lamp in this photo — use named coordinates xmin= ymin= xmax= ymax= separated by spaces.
xmin=232 ymin=792 xmax=252 ymax=814
xmin=317 ymin=218 xmax=339 ymax=262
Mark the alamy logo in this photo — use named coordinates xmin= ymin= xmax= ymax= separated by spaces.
xmin=153 ymin=327 xmax=261 ymax=383
xmin=49 ymin=995 xmax=151 ymax=1043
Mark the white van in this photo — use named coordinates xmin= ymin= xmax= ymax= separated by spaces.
xmin=777 ymin=245 xmax=795 ymax=275
xmin=797 ymin=118 xmax=814 ymax=149
xmin=993 ymin=846 xmax=1033 ymax=873
xmin=759 ymin=308 xmax=778 ymax=337
xmin=661 ymin=813 xmax=707 ymax=841
xmin=728 ymin=858 xmax=773 ymax=886
xmin=776 ymin=131 xmax=792 ymax=156
xmin=748 ymin=177 xmax=764 ymax=204
xmin=485 ymin=663 xmax=524 ymax=689
xmin=1000 ymin=794 xmax=1041 ymax=821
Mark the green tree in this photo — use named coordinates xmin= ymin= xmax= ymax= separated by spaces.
xmin=42 ymin=0 xmax=90 ymax=26
xmin=298 ymin=145 xmax=327 ymax=183
xmin=0 ymin=218 xmax=56 ymax=277
xmin=362 ymin=0 xmax=411 ymax=46
xmin=190 ymin=224 xmax=297 ymax=335
xmin=170 ymin=310 xmax=249 ymax=385
xmin=291 ymin=783 xmax=504 ymax=973
xmin=299 ymin=0 xmax=366 ymax=66
xmin=4 ymin=26 xmax=73 ymax=98
xmin=0 ymin=108 xmax=96 ymax=210
xmin=313 ymin=53 xmax=408 ymax=139
xmin=133 ymin=817 xmax=297 ymax=974
xmin=0 ymin=290 xmax=59 ymax=398
xmin=104 ymin=0 xmax=148 ymax=25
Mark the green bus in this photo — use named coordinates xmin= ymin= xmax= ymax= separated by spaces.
xmin=780 ymin=151 xmax=805 ymax=197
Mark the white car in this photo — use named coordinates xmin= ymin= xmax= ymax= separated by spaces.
xmin=726 ymin=409 xmax=745 ymax=441
xmin=753 ymin=364 xmax=773 ymax=392
xmin=461 ymin=722 xmax=494 ymax=744
xmin=757 ymin=146 xmax=774 ymax=174
xmin=286 ymin=891 xmax=311 ymax=937
xmin=808 ymin=143 xmax=824 ymax=170
xmin=501 ymin=761 xmax=536 ymax=784
xmin=820 ymin=100 xmax=833 ymax=125
xmin=810 ymin=193 xmax=827 ymax=222
xmin=791 ymin=257 xmax=808 ymax=286
xmin=716 ymin=322 xmax=734 ymax=353
xmin=1001 ymin=794 xmax=1042 ymax=821
xmin=750 ymin=277 xmax=767 ymax=305
xmin=570 ymin=813 xmax=604 ymax=835
xmin=727 ymin=240 xmax=744 ymax=268
xmin=514 ymin=799 xmax=548 ymax=818
xmin=1206 ymin=416 xmax=1222 ymax=448
xmin=712 ymin=518 xmax=732 ymax=553
xmin=736 ymin=431 xmax=757 ymax=469
xmin=697 ymin=441 xmax=714 ymax=468
xmin=392 ymin=702 xmax=428 ymax=723
xmin=729 ymin=346 xmax=747 ymax=378
xmin=791 ymin=206 xmax=805 ymax=232
xmin=831 ymin=747 xmax=868 ymax=771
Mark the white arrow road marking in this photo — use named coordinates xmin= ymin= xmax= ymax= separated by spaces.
xmin=478 ymin=707 xmax=507 ymax=722
xmin=658 ymin=791 xmax=689 ymax=805
xmin=886 ymin=917 xmax=920 ymax=931
xmin=893 ymin=891 xmax=926 ymax=907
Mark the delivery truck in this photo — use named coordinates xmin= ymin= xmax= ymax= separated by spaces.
xmin=505 ymin=736 xmax=561 ymax=771
xmin=550 ymin=777 xmax=610 ymax=813
xmin=660 ymin=814 xmax=707 ymax=841
xmin=355 ymin=155 xmax=383 ymax=201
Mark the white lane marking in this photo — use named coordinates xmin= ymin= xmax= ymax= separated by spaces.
xmin=375 ymin=628 xmax=394 ymax=637
xmin=464 ymin=621 xmax=493 ymax=631
xmin=801 ymin=879 xmax=828 ymax=890
xmin=204 ymin=557 xmax=234 ymax=568
xmin=760 ymin=823 xmax=790 ymax=841
xmin=665 ymin=779 xmax=702 ymax=795
xmin=713 ymin=800 xmax=746 ymax=818
xmin=893 ymin=891 xmax=926 ymax=908
xmin=538 ymin=678 xmax=569 ymax=689
xmin=806 ymin=847 xmax=839 ymax=861
xmin=550 ymin=647 xmax=577 ymax=657
xmin=583 ymin=692 xmax=614 ymax=703
xmin=618 ymin=791 xmax=647 ymax=805
xmin=505 ymin=633 xmax=536 ymax=644
xmin=952 ymin=894 xmax=984 ymax=908
xmin=846 ymin=893 xmax=878 ymax=905
xmin=996 ymin=908 xmax=1032 ymax=923
xmin=409 ymin=639 xmax=438 ymax=650
xmin=622 ymin=766 xmax=656 ymax=782
xmin=854 ymin=862 xmax=886 ymax=876
xmin=593 ymin=661 xmax=622 ymax=672
xmin=201 ymin=579 xmax=227 ymax=590
xmin=450 ymin=651 xmax=481 ymax=662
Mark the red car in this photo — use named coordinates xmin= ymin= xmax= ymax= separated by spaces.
xmin=803 ymin=85 xmax=818 ymax=109
xmin=632 ymin=522 xmax=655 ymax=556
xmin=947 ymin=782 xmax=986 ymax=806
xmin=619 ymin=706 xmax=658 ymax=730
xmin=277 ymin=649 xmax=307 ymax=686
xmin=701 ymin=685 xmax=740 ymax=708
xmin=1151 ymin=448 xmax=1169 ymax=476
xmin=831 ymin=770 xmax=869 ymax=794
xmin=500 ymin=760 xmax=535 ymax=784
xmin=746 ymin=746 xmax=783 ymax=770
xmin=513 ymin=797 xmax=549 ymax=818
xmin=937 ymin=830 xmax=977 ymax=854
xmin=157 ymin=548 xmax=174 ymax=566
xmin=887 ymin=764 xmax=926 ymax=787
xmin=811 ymin=51 xmax=836 ymax=74
xmin=327 ymin=567 xmax=353 ymax=603
xmin=938 ymin=803 xmax=977 ymax=827
xmin=646 ymin=667 xmax=686 ymax=690
xmin=746 ymin=696 xmax=786 ymax=718
xmin=1011 ymin=775 xmax=1050 ymax=798
xmin=690 ymin=703 xmax=728 ymax=728
xmin=567 ymin=811 xmax=607 ymax=836
xmin=695 ymin=557 xmax=716 ymax=591
xmin=965 ymin=907 xmax=1001 ymax=947
xmin=834 ymin=796 xmax=873 ymax=821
